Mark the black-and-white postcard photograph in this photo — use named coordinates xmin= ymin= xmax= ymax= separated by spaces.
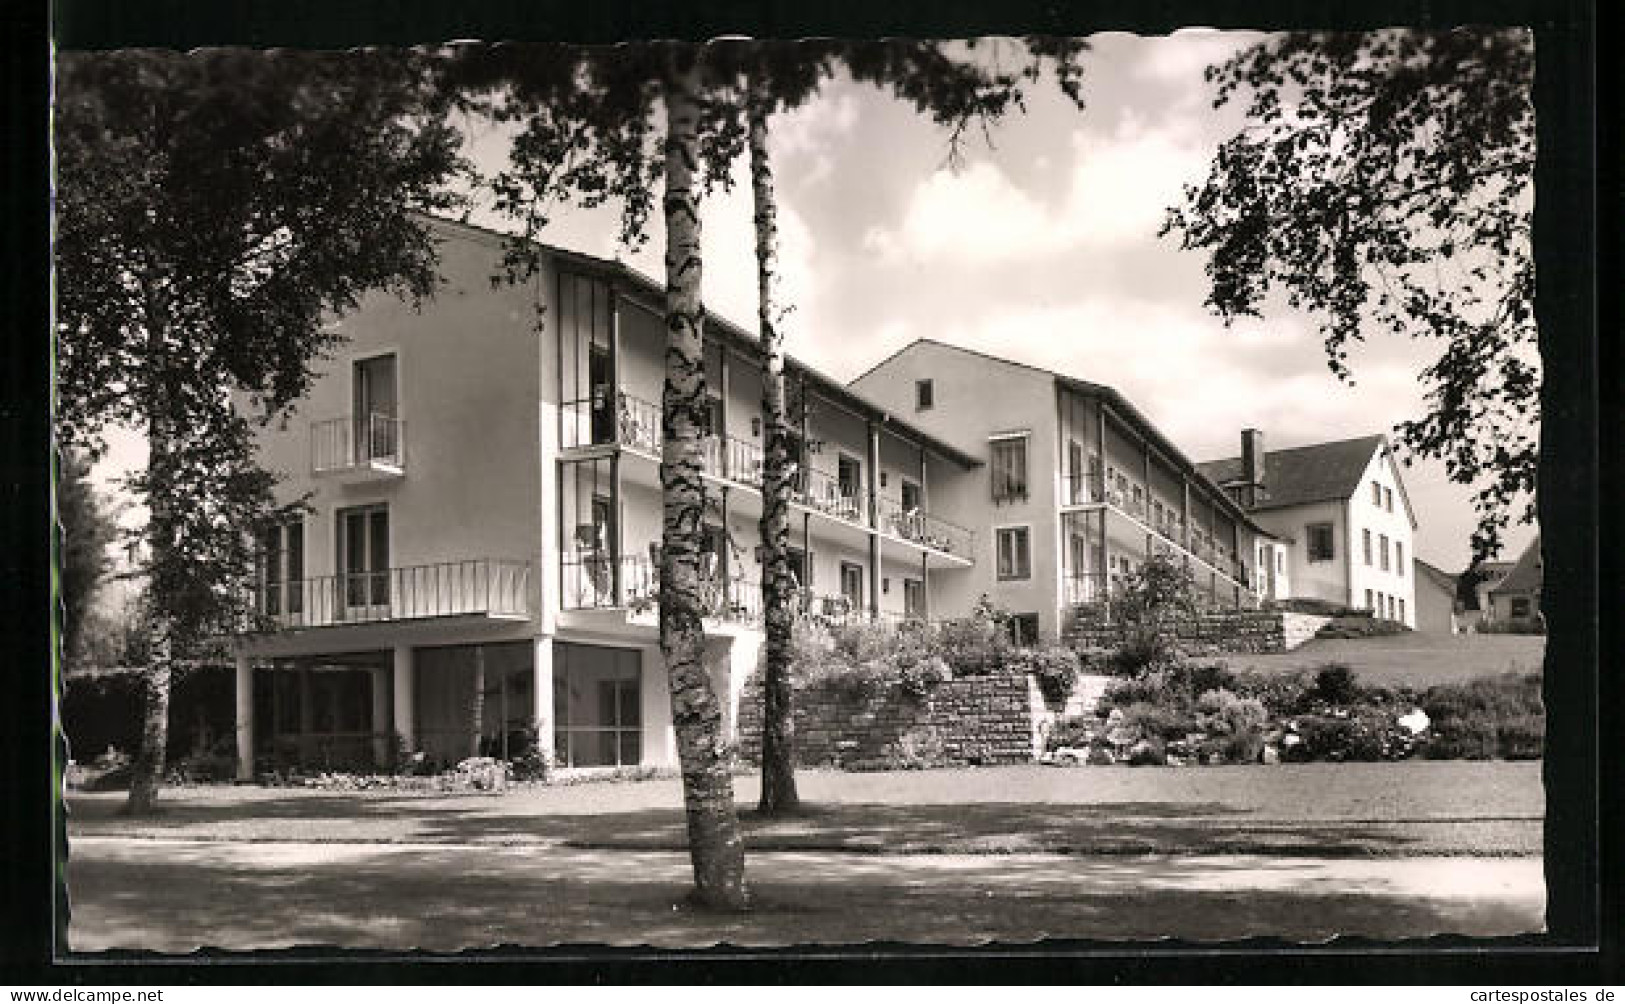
xmin=26 ymin=0 xmax=1605 ymax=978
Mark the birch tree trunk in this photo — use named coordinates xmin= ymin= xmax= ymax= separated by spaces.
xmin=658 ymin=48 xmax=749 ymax=910
xmin=123 ymin=322 xmax=174 ymax=815
xmin=749 ymin=94 xmax=801 ymax=815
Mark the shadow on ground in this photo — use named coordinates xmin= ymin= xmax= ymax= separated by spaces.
xmin=66 ymin=788 xmax=1540 ymax=856
xmin=65 ymin=841 xmax=1544 ymax=952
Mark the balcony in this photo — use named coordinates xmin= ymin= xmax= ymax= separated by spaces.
xmin=248 ymin=559 xmax=531 ymax=631
xmin=560 ymin=552 xmax=759 ymax=625
xmin=561 ymin=390 xmax=661 ymax=454
xmin=310 ymin=414 xmax=406 ymax=482
xmin=875 ymin=495 xmax=975 ymax=560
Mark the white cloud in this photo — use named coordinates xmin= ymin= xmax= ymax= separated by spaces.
xmin=861 ymin=115 xmax=1211 ymax=266
xmin=1132 ymin=29 xmax=1259 ymax=84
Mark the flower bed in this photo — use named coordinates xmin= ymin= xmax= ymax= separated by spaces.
xmin=1043 ymin=663 xmax=1543 ymax=766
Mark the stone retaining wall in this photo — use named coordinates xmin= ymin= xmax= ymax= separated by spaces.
xmin=1065 ymin=610 xmax=1331 ymax=655
xmin=735 ymin=672 xmax=1037 ymax=771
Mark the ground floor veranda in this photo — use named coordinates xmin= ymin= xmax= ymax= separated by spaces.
xmin=232 ymin=613 xmax=761 ymax=779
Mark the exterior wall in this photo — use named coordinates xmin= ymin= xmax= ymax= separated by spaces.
xmin=252 ymin=222 xmax=545 ymax=594
xmin=1067 ymin=610 xmax=1332 ymax=655
xmin=735 ymin=671 xmax=1037 ymax=770
xmin=851 ymin=343 xmax=1065 ymax=639
xmin=1414 ymin=565 xmax=1460 ymax=634
xmin=1249 ymin=500 xmax=1350 ymax=606
xmin=1345 ymin=446 xmax=1418 ymax=627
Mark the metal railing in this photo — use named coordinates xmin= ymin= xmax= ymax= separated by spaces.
xmin=874 ymin=494 xmax=975 ymax=559
xmin=1062 ymin=573 xmax=1111 ymax=608
xmin=560 ymin=390 xmax=662 ymax=453
xmin=249 ymin=559 xmax=531 ymax=630
xmin=310 ymin=413 xmax=405 ymax=474
xmin=559 ymin=552 xmax=759 ymax=624
xmin=795 ymin=465 xmax=865 ymax=524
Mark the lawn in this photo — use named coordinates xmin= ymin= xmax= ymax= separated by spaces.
xmin=1219 ymin=632 xmax=1545 ymax=688
xmin=66 ymin=760 xmax=1544 ymax=857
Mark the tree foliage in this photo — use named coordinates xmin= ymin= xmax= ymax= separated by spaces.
xmin=55 ymin=48 xmax=466 ymax=810
xmin=56 ymin=449 xmax=118 ymax=666
xmin=1162 ymin=29 xmax=1536 ymax=560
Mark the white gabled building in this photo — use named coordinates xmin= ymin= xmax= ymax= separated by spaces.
xmin=1197 ymin=433 xmax=1420 ymax=626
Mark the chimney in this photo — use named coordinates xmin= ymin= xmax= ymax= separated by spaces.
xmin=1239 ymin=428 xmax=1266 ymax=507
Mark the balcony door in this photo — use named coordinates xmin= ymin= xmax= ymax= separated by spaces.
xmin=353 ymin=353 xmax=398 ymax=464
xmin=588 ymin=345 xmax=614 ymax=445
xmin=338 ymin=505 xmax=390 ymax=616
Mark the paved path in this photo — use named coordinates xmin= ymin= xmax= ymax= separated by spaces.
xmin=66 ymin=835 xmax=1544 ymax=951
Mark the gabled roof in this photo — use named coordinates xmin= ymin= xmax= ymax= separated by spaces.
xmin=852 ymin=338 xmax=1270 ymax=536
xmin=1197 ymin=434 xmax=1391 ymax=513
xmin=1413 ymin=557 xmax=1458 ymax=595
xmin=419 ymin=215 xmax=983 ymax=469
xmin=1491 ymin=535 xmax=1542 ymax=597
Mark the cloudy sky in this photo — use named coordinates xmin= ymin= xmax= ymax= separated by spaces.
xmin=92 ymin=30 xmax=1537 ymax=572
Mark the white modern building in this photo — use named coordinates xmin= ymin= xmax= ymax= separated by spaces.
xmin=232 ymin=218 xmax=1388 ymax=777
xmin=232 ymin=217 xmax=983 ymax=776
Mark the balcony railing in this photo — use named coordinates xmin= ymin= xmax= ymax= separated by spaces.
xmin=249 ymin=559 xmax=531 ymax=630
xmin=796 ymin=465 xmax=865 ymax=524
xmin=874 ymin=495 xmax=974 ymax=559
xmin=310 ymin=414 xmax=405 ymax=476
xmin=1062 ymin=573 xmax=1111 ymax=608
xmin=560 ymin=552 xmax=758 ymax=624
xmin=561 ymin=390 xmax=662 ymax=453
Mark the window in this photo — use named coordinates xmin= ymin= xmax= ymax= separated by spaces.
xmin=837 ymin=454 xmax=863 ymax=511
xmin=1379 ymin=534 xmax=1390 ymax=571
xmin=990 ymin=436 xmax=1029 ymax=502
xmin=1007 ymin=613 xmax=1040 ymax=648
xmin=1395 ymin=542 xmax=1405 ymax=574
xmin=1510 ymin=597 xmax=1531 ymax=618
xmin=903 ymin=578 xmax=925 ymax=619
xmin=996 ymin=527 xmax=1032 ymax=580
xmin=1277 ymin=550 xmax=1285 ymax=573
xmin=258 ymin=520 xmax=305 ymax=616
xmin=1398 ymin=598 xmax=1406 ymax=622
xmin=354 ymin=352 xmax=399 ymax=462
xmin=839 ymin=562 xmax=864 ymax=609
xmin=1365 ymin=588 xmax=1374 ymax=611
xmin=1384 ymin=487 xmax=1394 ymax=512
xmin=1362 ymin=528 xmax=1373 ymax=565
xmin=901 ymin=479 xmax=922 ymax=513
xmin=915 ymin=379 xmax=934 ymax=410
xmin=1306 ymin=522 xmax=1335 ymax=562
xmin=337 ymin=505 xmax=389 ymax=609
xmin=1371 ymin=481 xmax=1381 ymax=506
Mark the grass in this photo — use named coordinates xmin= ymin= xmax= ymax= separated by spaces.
xmin=67 ymin=760 xmax=1543 ymax=857
xmin=1218 ymin=632 xmax=1545 ymax=688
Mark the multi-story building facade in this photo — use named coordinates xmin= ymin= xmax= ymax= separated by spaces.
xmin=231 ymin=217 xmax=982 ymax=776
xmin=850 ymin=340 xmax=1273 ymax=643
xmin=1197 ymin=433 xmax=1419 ymax=627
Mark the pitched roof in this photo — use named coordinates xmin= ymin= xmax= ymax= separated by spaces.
xmin=1196 ymin=434 xmax=1388 ymax=512
xmin=1413 ymin=557 xmax=1458 ymax=595
xmin=1491 ymin=536 xmax=1542 ymax=596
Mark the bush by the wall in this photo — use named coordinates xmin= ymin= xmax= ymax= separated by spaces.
xmin=1420 ymin=672 xmax=1543 ymax=759
xmin=1012 ymin=646 xmax=1082 ymax=710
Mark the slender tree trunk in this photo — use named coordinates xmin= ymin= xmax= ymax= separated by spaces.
xmin=749 ymin=94 xmax=801 ymax=815
xmin=658 ymin=47 xmax=749 ymax=911
xmin=123 ymin=347 xmax=174 ymax=815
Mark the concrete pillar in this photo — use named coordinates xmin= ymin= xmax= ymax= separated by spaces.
xmin=234 ymin=651 xmax=254 ymax=781
xmin=370 ymin=665 xmax=390 ymax=766
xmin=532 ymin=635 xmax=555 ymax=764
xmin=392 ymin=643 xmax=415 ymax=749
xmin=867 ymin=421 xmax=881 ymax=619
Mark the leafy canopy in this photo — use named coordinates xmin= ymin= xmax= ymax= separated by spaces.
xmin=1161 ymin=29 xmax=1536 ymax=560
xmin=55 ymin=48 xmax=466 ymax=647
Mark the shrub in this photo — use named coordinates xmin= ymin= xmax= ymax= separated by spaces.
xmin=1118 ymin=701 xmax=1201 ymax=742
xmin=1230 ymin=668 xmax=1314 ymax=717
xmin=1497 ymin=714 xmax=1546 ymax=759
xmin=1311 ymin=663 xmax=1361 ymax=706
xmin=1296 ymin=713 xmax=1386 ymax=762
xmin=931 ymin=599 xmax=1014 ymax=676
xmin=894 ymin=655 xmax=953 ymax=703
xmin=1045 ymin=714 xmax=1097 ymax=751
xmin=1126 ymin=736 xmax=1167 ymax=766
xmin=1013 ymin=646 xmax=1081 ymax=710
